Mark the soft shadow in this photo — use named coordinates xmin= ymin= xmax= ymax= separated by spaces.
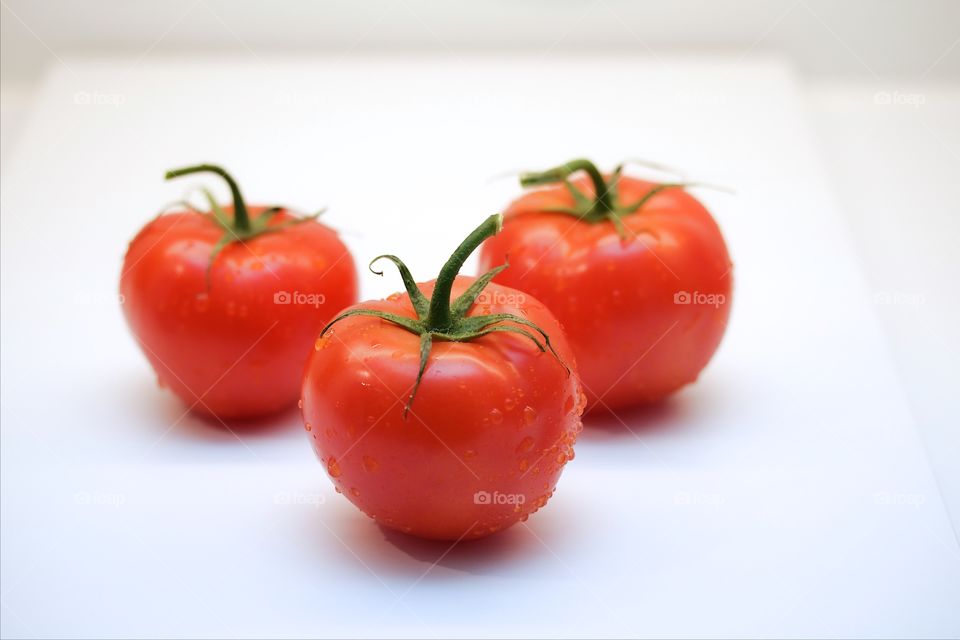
xmin=302 ymin=494 xmax=579 ymax=581
xmin=119 ymin=373 xmax=301 ymax=442
xmin=579 ymin=396 xmax=688 ymax=441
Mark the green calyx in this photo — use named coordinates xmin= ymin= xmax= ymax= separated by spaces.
xmin=164 ymin=163 xmax=323 ymax=284
xmin=320 ymin=214 xmax=569 ymax=418
xmin=519 ymin=158 xmax=700 ymax=239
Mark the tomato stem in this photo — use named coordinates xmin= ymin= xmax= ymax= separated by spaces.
xmin=520 ymin=158 xmax=613 ymax=214
xmin=320 ymin=214 xmax=568 ymax=418
xmin=425 ymin=214 xmax=503 ymax=331
xmin=166 ymin=163 xmax=251 ymax=232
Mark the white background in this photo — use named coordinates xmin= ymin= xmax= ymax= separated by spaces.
xmin=1 ymin=3 xmax=958 ymax=639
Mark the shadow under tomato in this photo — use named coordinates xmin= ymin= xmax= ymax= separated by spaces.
xmin=579 ymin=396 xmax=687 ymax=441
xmin=303 ymin=493 xmax=580 ymax=581
xmin=121 ymin=373 xmax=301 ymax=442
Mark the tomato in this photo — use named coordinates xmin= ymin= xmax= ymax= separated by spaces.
xmin=301 ymin=215 xmax=583 ymax=541
xmin=478 ymin=159 xmax=732 ymax=412
xmin=121 ymin=164 xmax=357 ymax=420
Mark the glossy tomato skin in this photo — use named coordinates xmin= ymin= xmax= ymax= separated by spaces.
xmin=121 ymin=207 xmax=357 ymax=420
xmin=479 ymin=177 xmax=732 ymax=412
xmin=301 ymin=278 xmax=584 ymax=541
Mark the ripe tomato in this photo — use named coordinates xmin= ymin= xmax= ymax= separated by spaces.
xmin=301 ymin=215 xmax=583 ymax=541
xmin=121 ymin=164 xmax=357 ymax=420
xmin=478 ymin=159 xmax=732 ymax=412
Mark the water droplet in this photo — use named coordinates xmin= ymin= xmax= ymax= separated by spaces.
xmin=489 ymin=408 xmax=503 ymax=424
xmin=297 ymin=398 xmax=303 ymax=409
xmin=523 ymin=406 xmax=537 ymax=426
xmin=464 ymin=449 xmax=477 ymax=459
xmin=349 ymin=487 xmax=361 ymax=498
xmin=516 ymin=436 xmax=535 ymax=454
xmin=314 ymin=336 xmax=330 ymax=351
xmin=518 ymin=459 xmax=529 ymax=472
xmin=326 ymin=457 xmax=342 ymax=478
xmin=304 ymin=422 xmax=312 ymax=432
xmin=563 ymin=395 xmax=574 ymax=413
xmin=504 ymin=397 xmax=516 ymax=411
xmin=362 ymin=455 xmax=379 ymax=472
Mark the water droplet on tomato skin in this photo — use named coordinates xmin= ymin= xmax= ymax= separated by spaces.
xmin=504 ymin=397 xmax=516 ymax=411
xmin=349 ymin=487 xmax=361 ymax=498
xmin=522 ymin=406 xmax=537 ymax=426
xmin=463 ymin=449 xmax=478 ymax=459
xmin=518 ymin=459 xmax=529 ymax=472
xmin=326 ymin=457 xmax=342 ymax=478
xmin=489 ymin=408 xmax=503 ymax=424
xmin=298 ymin=398 xmax=303 ymax=409
xmin=516 ymin=436 xmax=535 ymax=454
xmin=362 ymin=455 xmax=379 ymax=472
xmin=304 ymin=422 xmax=312 ymax=432
xmin=563 ymin=395 xmax=574 ymax=413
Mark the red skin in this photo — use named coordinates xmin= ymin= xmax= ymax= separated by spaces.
xmin=121 ymin=206 xmax=357 ymax=420
xmin=301 ymin=278 xmax=584 ymax=541
xmin=479 ymin=176 xmax=733 ymax=412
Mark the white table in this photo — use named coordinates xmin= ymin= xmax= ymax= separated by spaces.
xmin=1 ymin=56 xmax=958 ymax=638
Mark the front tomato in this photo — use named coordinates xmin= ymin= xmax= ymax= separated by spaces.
xmin=121 ymin=164 xmax=357 ymax=420
xmin=301 ymin=215 xmax=583 ymax=541
xmin=479 ymin=159 xmax=733 ymax=412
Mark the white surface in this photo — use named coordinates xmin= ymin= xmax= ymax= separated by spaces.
xmin=808 ymin=82 xmax=960 ymax=531
xmin=1 ymin=56 xmax=959 ymax=638
xmin=3 ymin=0 xmax=960 ymax=84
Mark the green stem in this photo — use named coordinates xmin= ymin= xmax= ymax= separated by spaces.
xmin=166 ymin=164 xmax=251 ymax=232
xmin=520 ymin=158 xmax=613 ymax=213
xmin=425 ymin=214 xmax=502 ymax=331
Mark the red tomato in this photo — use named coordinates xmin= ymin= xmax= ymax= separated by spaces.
xmin=478 ymin=159 xmax=732 ymax=412
xmin=301 ymin=215 xmax=583 ymax=541
xmin=121 ymin=164 xmax=357 ymax=420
